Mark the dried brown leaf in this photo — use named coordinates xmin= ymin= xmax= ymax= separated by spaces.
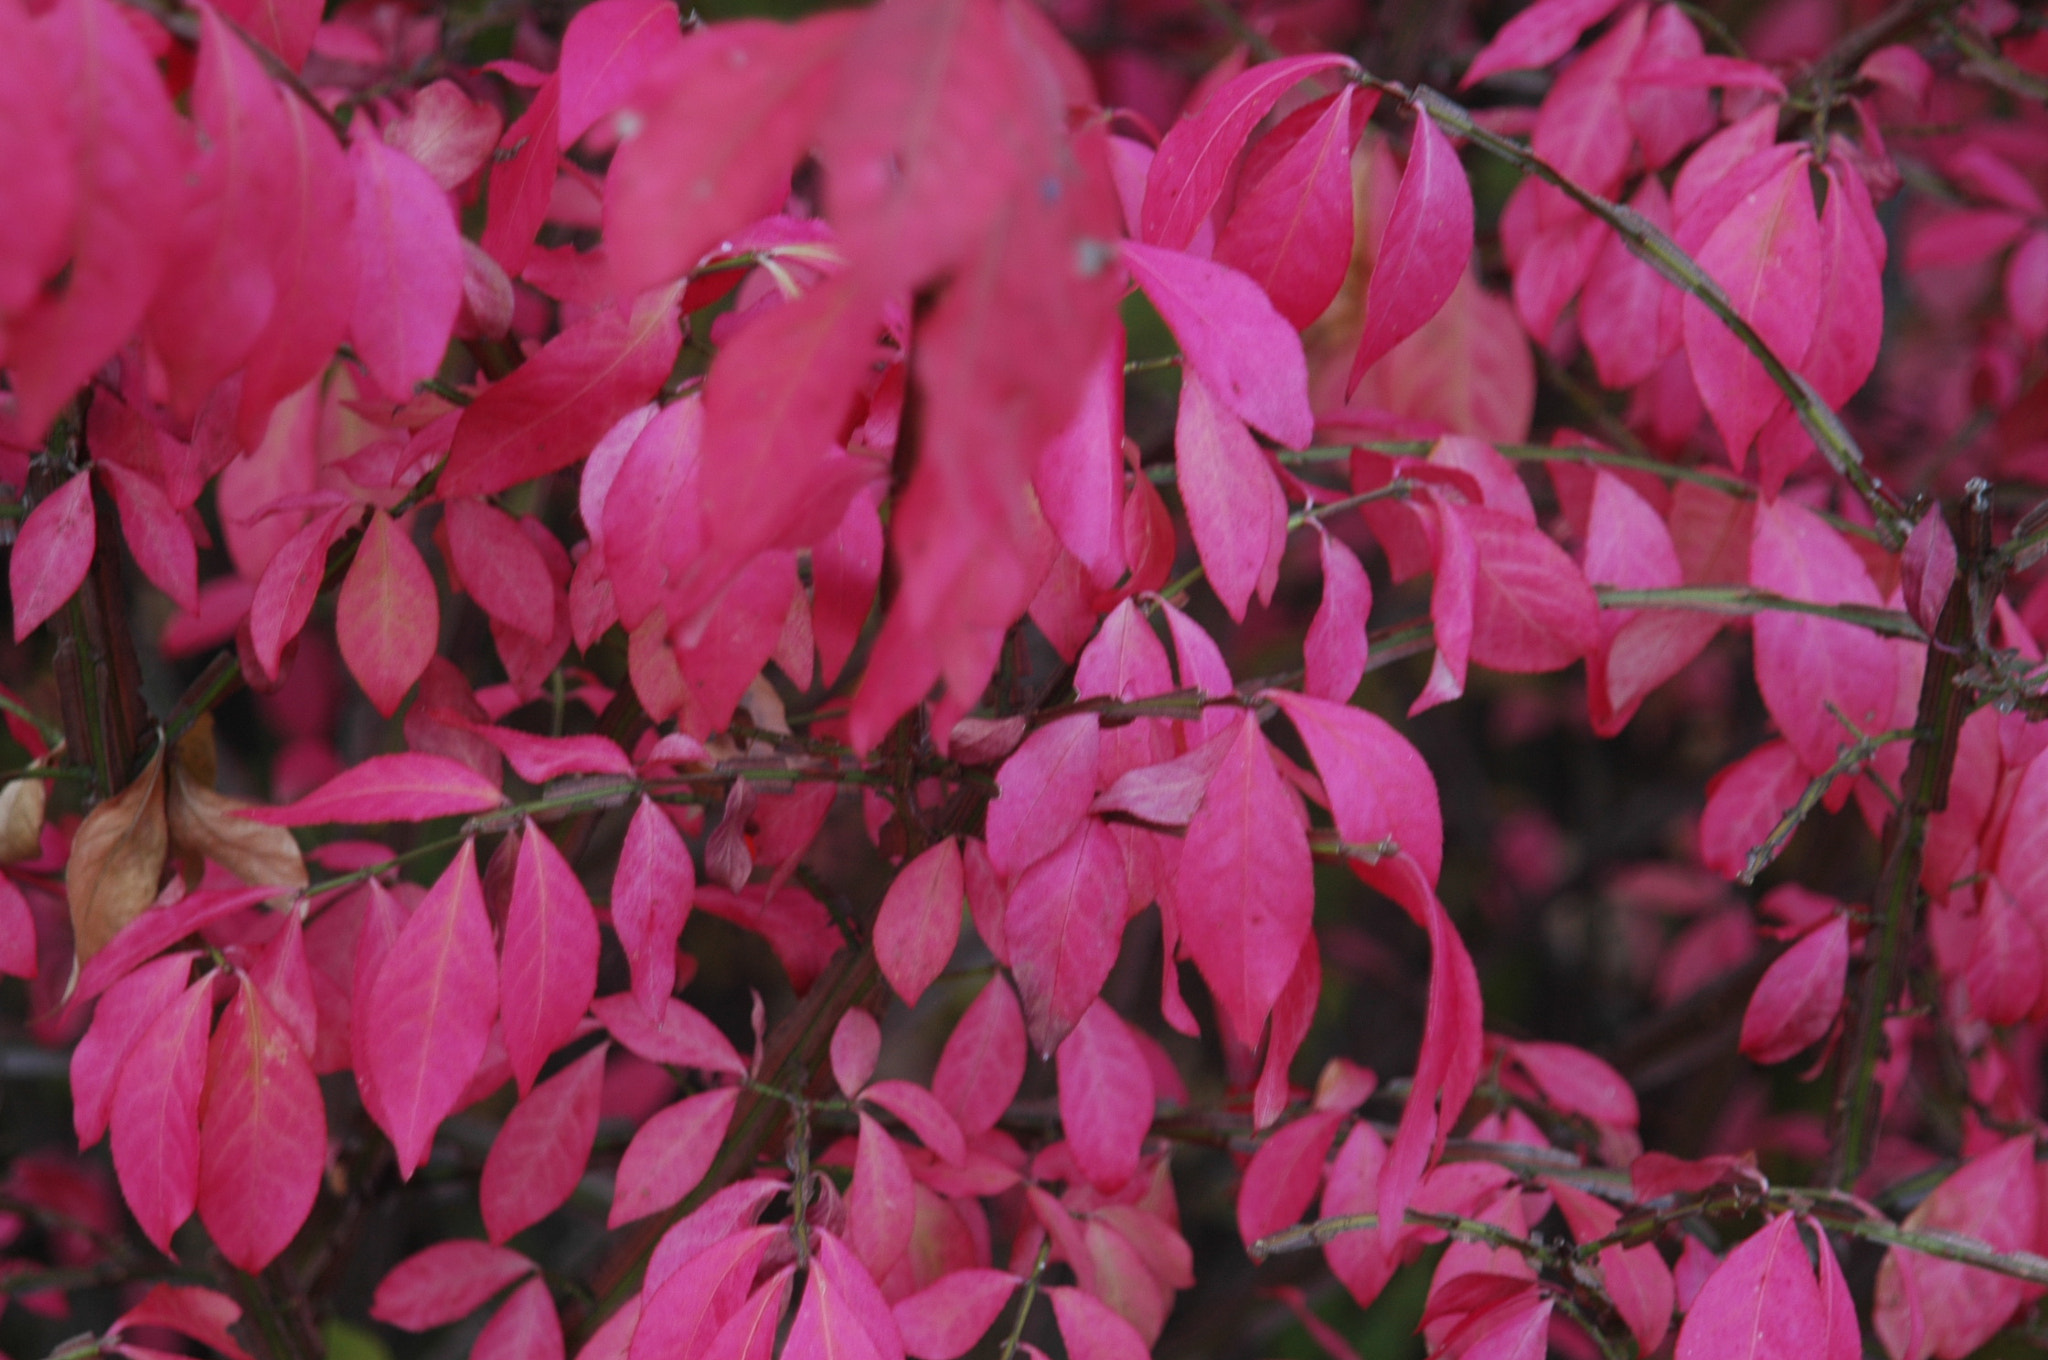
xmin=67 ymin=749 xmax=169 ymax=964
xmin=166 ymin=738 xmax=307 ymax=896
xmin=0 ymin=776 xmax=47 ymax=863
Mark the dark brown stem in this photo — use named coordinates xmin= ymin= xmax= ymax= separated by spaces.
xmin=1826 ymin=483 xmax=1995 ymax=1189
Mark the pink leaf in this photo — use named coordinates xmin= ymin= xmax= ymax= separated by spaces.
xmin=481 ymin=77 xmax=559 ymax=277
xmin=1180 ymin=711 xmax=1313 ymax=1048
xmin=0 ymin=877 xmax=35 ymax=980
xmin=557 ymin=0 xmax=684 ymax=146
xmin=632 ymin=1225 xmax=779 ymax=1360
xmin=444 ymin=288 xmax=683 ymax=499
xmin=337 ymin=510 xmax=439 ymax=717
xmin=71 ymin=886 xmax=277 ymax=1008
xmin=197 ymin=977 xmax=325 ymax=1271
xmin=931 ymin=975 xmax=1026 ymax=1137
xmin=1699 ymin=739 xmax=1809 ymax=880
xmin=814 ymin=485 xmax=884 ymax=687
xmin=1875 ymin=1139 xmax=2039 ymax=1360
xmin=242 ymin=754 xmax=506 ymax=826
xmin=860 ymin=1081 xmax=965 ymax=1165
xmin=1006 ymin=819 xmax=1126 ymax=1055
xmin=1174 ymin=369 xmax=1287 ymax=621
xmin=113 ymin=1285 xmax=253 ymax=1360
xmin=592 ymin=993 xmax=745 ymax=1075
xmin=99 ymin=463 xmax=197 ymax=614
xmin=1350 ymin=108 xmax=1473 ymax=390
xmin=502 ymin=828 xmax=601 ymax=1095
xmin=1683 ymin=153 xmax=1822 ymax=465
xmin=372 ymin=1241 xmax=536 ymax=1331
xmin=11 ymin=471 xmax=95 ymax=642
xmin=985 ymin=715 xmax=1101 ymax=880
xmin=1048 ymin=1287 xmax=1150 ymax=1360
xmin=832 ymin=1011 xmax=881 ymax=1096
xmin=1055 ymin=1000 xmax=1154 ymax=1192
xmin=481 ymin=1042 xmax=607 ymax=1243
xmin=849 ymin=1112 xmax=915 ymax=1276
xmin=1676 ymin=1214 xmax=1826 ymax=1360
xmin=248 ymin=503 xmax=356 ymax=678
xmin=1901 ymin=510 xmax=1958 ymax=637
xmin=1814 ymin=1226 xmax=1860 ymax=1360
xmin=893 ymin=1270 xmax=1017 ymax=1360
xmin=606 ymin=14 xmax=859 ymax=294
xmin=0 ymin=0 xmax=70 ymax=326
xmin=1413 ymin=489 xmax=1477 ymax=714
xmin=108 ymin=974 xmax=212 ymax=1255
xmin=1265 ymin=690 xmax=1444 ymax=885
xmin=1462 ymin=0 xmax=1628 ymax=85
xmin=1966 ymin=879 xmax=2042 ymax=1025
xmin=363 ymin=841 xmax=501 ymax=1178
xmin=73 ymin=952 xmax=194 ymax=1148
xmin=214 ymin=0 xmax=319 ymax=70
xmin=612 ymin=797 xmax=695 ymax=1020
xmin=1508 ymin=1041 xmax=1638 ymax=1128
xmin=700 ymin=1268 xmax=793 ymax=1360
xmin=445 ymin=499 xmax=556 ymax=640
xmin=1091 ymin=730 xmax=1234 ymax=828
xmin=610 ymin=1087 xmax=739 ymax=1227
xmin=1305 ymin=529 xmax=1372 ymax=701
xmin=1140 ymin=54 xmax=1356 ymax=250
xmin=875 ymin=838 xmax=965 ymax=1007
xmin=1237 ymin=1109 xmax=1342 ymax=1248
xmin=1122 ymin=241 xmax=1313 ymax=448
xmin=474 ymin=1277 xmax=563 ymax=1360
xmin=1461 ymin=505 xmax=1600 ymax=672
xmin=469 ymin=727 xmax=635 ymax=786
xmin=349 ymin=131 xmax=463 ymax=401
xmin=1740 ymin=916 xmax=1849 ymax=1065
xmin=4 ymin=0 xmax=187 ymax=438
xmin=1749 ymin=498 xmax=1898 ymax=777
xmin=1216 ymin=87 xmax=1362 ymax=329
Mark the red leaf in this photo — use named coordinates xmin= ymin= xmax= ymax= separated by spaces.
xmin=197 ymin=977 xmax=326 ymax=1271
xmin=610 ymin=1087 xmax=739 ymax=1227
xmin=1265 ymin=689 xmax=1444 ymax=885
xmin=481 ymin=1042 xmax=606 ymax=1243
xmin=371 ymin=1241 xmax=535 ymax=1331
xmin=1749 ymin=498 xmax=1898 ymax=777
xmin=985 ymin=715 xmax=1100 ymax=879
xmin=249 ymin=502 xmax=356 ymax=677
xmin=701 ymin=1268 xmax=793 ymax=1360
xmin=1055 ymin=1000 xmax=1154 ymax=1193
xmin=1216 ymin=87 xmax=1362 ymax=329
xmin=1173 ymin=370 xmax=1287 ymax=621
xmin=849 ymin=1112 xmax=915 ymax=1276
xmin=612 ymin=797 xmax=696 ymax=1020
xmin=1413 ymin=489 xmax=1477 ymax=713
xmin=875 ymin=838 xmax=964 ymax=1007
xmin=337 ymin=510 xmax=439 ymax=717
xmin=4 ymin=0 xmax=188 ymax=439
xmin=1006 ymin=819 xmax=1126 ymax=1055
xmin=632 ymin=1225 xmax=779 ymax=1360
xmin=349 ymin=132 xmax=464 ymax=401
xmin=1965 ymin=879 xmax=2042 ymax=1025
xmin=814 ymin=485 xmax=884 ymax=688
xmin=0 ymin=0 xmax=71 ymax=326
xmin=1874 ymin=1138 xmax=2039 ymax=1360
xmin=445 ymin=499 xmax=556 ymax=640
xmin=606 ymin=14 xmax=858 ymax=294
xmin=11 ymin=470 xmax=96 ymax=642
xmin=931 ymin=975 xmax=1026 ymax=1137
xmin=832 ymin=1011 xmax=881 ymax=1096
xmin=1123 ymin=241 xmax=1314 ymax=448
xmin=893 ymin=1270 xmax=1016 ymax=1360
xmin=443 ymin=288 xmax=683 ymax=498
xmin=0 ymin=878 xmax=33 ymax=980
xmin=466 ymin=727 xmax=634 ymax=785
xmin=1323 ymin=1122 xmax=1398 ymax=1307
xmin=481 ymin=77 xmax=559 ymax=278
xmin=1683 ymin=153 xmax=1821 ymax=465
xmin=1699 ymin=740 xmax=1807 ymax=880
xmin=1740 ymin=916 xmax=1848 ymax=1065
xmin=1180 ymin=711 xmax=1313 ymax=1048
xmin=1461 ymin=0 xmax=1628 ymax=85
xmin=1238 ymin=1109 xmax=1342 ymax=1248
xmin=362 ymin=841 xmax=501 ymax=1178
xmin=1508 ymin=1041 xmax=1638 ymax=1128
xmin=71 ymin=886 xmax=277 ymax=1008
xmin=113 ymin=1286 xmax=253 ymax=1360
xmin=474 ymin=1277 xmax=563 ymax=1360
xmin=1461 ymin=504 xmax=1599 ymax=672
xmin=1048 ymin=1286 xmax=1150 ymax=1360
xmin=860 ymin=1081 xmax=965 ymax=1165
xmin=1305 ymin=529 xmax=1372 ymax=702
xmin=108 ymin=973 xmax=212 ymax=1255
xmin=99 ymin=464 xmax=197 ymax=614
xmin=73 ymin=952 xmax=194 ymax=1148
xmin=1350 ymin=108 xmax=1473 ymax=390
xmin=214 ymin=0 xmax=319 ymax=70
xmin=1140 ymin=54 xmax=1356 ymax=251
xmin=1676 ymin=1215 xmax=1827 ymax=1360
xmin=501 ymin=828 xmax=601 ymax=1095
xmin=592 ymin=994 xmax=745 ymax=1076
xmin=1551 ymin=1183 xmax=1672 ymax=1354
xmin=242 ymin=754 xmax=506 ymax=826
xmin=1091 ymin=729 xmax=1233 ymax=828
xmin=1901 ymin=509 xmax=1958 ymax=637
xmin=557 ymin=0 xmax=684 ymax=146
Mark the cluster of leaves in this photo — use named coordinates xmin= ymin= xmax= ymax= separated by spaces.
xmin=4 ymin=0 xmax=2048 ymax=1359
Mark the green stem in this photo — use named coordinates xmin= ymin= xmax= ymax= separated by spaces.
xmin=995 ymin=1239 xmax=1054 ymax=1360
xmin=1595 ymin=585 xmax=1923 ymax=638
